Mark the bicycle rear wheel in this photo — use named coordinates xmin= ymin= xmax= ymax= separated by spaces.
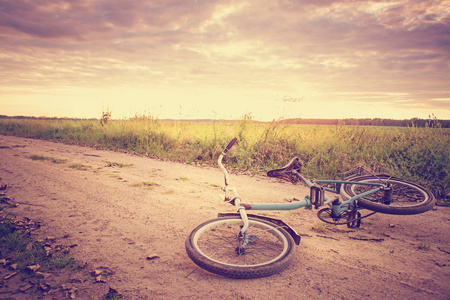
xmin=185 ymin=216 xmax=295 ymax=279
xmin=341 ymin=175 xmax=435 ymax=215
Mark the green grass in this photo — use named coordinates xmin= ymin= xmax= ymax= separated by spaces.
xmin=311 ymin=223 xmax=327 ymax=233
xmin=50 ymin=253 xmax=75 ymax=269
xmin=29 ymin=155 xmax=67 ymax=164
xmin=105 ymin=161 xmax=133 ymax=168
xmin=132 ymin=181 xmax=159 ymax=190
xmin=418 ymin=241 xmax=431 ymax=250
xmin=104 ymin=287 xmax=126 ymax=300
xmin=69 ymin=163 xmax=91 ymax=171
xmin=1 ymin=117 xmax=449 ymax=201
xmin=0 ymin=217 xmax=77 ymax=276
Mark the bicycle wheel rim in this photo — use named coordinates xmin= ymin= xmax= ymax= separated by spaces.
xmin=341 ymin=175 xmax=435 ymax=215
xmin=191 ymin=218 xmax=290 ymax=267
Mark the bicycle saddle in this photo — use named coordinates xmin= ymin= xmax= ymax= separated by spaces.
xmin=267 ymin=157 xmax=303 ymax=184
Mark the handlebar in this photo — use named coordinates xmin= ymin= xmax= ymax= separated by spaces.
xmin=217 ymin=138 xmax=248 ymax=232
xmin=223 ymin=137 xmax=237 ymax=155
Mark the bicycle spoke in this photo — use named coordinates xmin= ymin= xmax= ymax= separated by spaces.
xmin=194 ymin=220 xmax=288 ymax=266
xmin=354 ymin=181 xmax=426 ymax=207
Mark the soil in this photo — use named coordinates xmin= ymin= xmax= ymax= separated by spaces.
xmin=0 ymin=135 xmax=449 ymax=299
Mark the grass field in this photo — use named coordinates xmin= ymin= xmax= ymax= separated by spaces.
xmin=0 ymin=116 xmax=448 ymax=201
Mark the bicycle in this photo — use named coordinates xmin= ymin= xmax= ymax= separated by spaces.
xmin=185 ymin=138 xmax=435 ymax=279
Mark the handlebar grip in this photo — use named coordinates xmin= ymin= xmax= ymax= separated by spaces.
xmin=223 ymin=138 xmax=237 ymax=154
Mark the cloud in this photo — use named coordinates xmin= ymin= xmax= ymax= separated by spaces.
xmin=0 ymin=0 xmax=449 ymax=119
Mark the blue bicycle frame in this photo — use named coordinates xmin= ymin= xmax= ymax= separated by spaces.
xmin=218 ymin=138 xmax=388 ymax=239
xmin=237 ymin=175 xmax=385 ymax=215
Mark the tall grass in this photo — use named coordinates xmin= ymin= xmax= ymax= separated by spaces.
xmin=0 ymin=116 xmax=448 ymax=200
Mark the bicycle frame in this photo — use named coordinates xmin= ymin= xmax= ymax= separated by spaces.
xmin=218 ymin=138 xmax=388 ymax=234
xmin=238 ymin=179 xmax=385 ymax=213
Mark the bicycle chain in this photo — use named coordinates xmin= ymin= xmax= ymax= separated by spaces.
xmin=317 ymin=208 xmax=376 ymax=226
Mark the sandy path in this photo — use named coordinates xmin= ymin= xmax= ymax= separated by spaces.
xmin=0 ymin=135 xmax=449 ymax=299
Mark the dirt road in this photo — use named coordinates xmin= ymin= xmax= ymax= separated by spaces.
xmin=0 ymin=135 xmax=449 ymax=299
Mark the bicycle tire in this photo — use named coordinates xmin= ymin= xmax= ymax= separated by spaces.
xmin=185 ymin=216 xmax=295 ymax=279
xmin=340 ymin=175 xmax=435 ymax=215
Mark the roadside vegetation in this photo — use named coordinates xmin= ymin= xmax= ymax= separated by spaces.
xmin=0 ymin=187 xmax=125 ymax=299
xmin=29 ymin=155 xmax=67 ymax=164
xmin=0 ymin=190 xmax=77 ymax=297
xmin=0 ymin=114 xmax=448 ymax=202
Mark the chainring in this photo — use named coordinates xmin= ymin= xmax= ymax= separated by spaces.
xmin=317 ymin=208 xmax=374 ymax=227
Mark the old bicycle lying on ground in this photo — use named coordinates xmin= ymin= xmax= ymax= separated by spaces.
xmin=185 ymin=138 xmax=435 ymax=279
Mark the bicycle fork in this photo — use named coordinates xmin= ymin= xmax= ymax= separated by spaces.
xmin=231 ymin=198 xmax=249 ymax=254
xmin=234 ymin=198 xmax=249 ymax=235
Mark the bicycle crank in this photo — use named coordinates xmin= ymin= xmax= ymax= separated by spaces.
xmin=317 ymin=208 xmax=376 ymax=227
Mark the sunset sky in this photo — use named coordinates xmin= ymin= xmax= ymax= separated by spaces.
xmin=1 ymin=0 xmax=449 ymax=121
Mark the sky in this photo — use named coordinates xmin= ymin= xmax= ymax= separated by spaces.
xmin=0 ymin=0 xmax=449 ymax=121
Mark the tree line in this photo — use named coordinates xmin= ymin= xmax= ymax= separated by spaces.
xmin=279 ymin=117 xmax=450 ymax=128
xmin=0 ymin=115 xmax=449 ymax=128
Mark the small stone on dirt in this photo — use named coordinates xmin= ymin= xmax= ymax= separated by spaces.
xmin=146 ymin=254 xmax=160 ymax=260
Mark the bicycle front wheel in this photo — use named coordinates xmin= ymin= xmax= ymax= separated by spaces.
xmin=185 ymin=216 xmax=295 ymax=279
xmin=341 ymin=175 xmax=435 ymax=215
